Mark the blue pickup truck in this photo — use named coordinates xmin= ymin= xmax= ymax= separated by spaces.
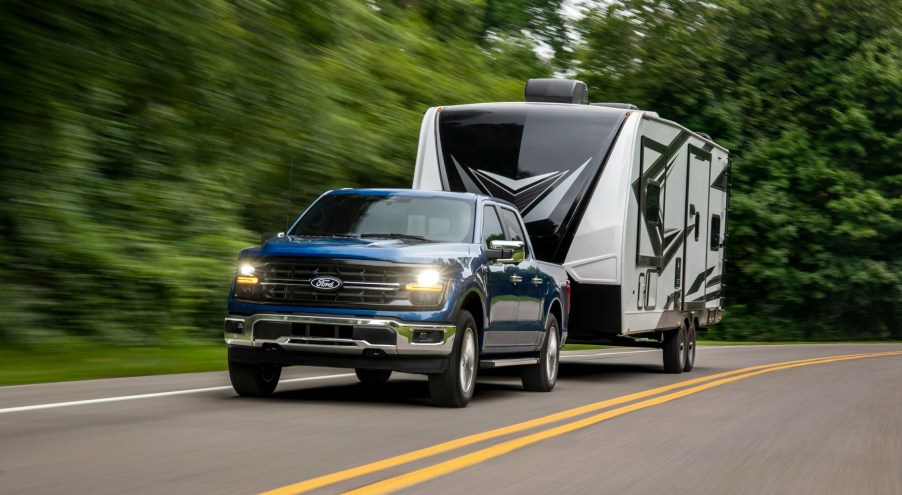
xmin=224 ymin=189 xmax=569 ymax=407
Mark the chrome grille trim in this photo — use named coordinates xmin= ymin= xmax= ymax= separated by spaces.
xmin=235 ymin=257 xmax=419 ymax=307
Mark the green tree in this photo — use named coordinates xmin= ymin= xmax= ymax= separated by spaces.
xmin=576 ymin=0 xmax=902 ymax=340
xmin=0 ymin=0 xmax=552 ymax=345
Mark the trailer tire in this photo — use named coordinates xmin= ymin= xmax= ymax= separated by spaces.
xmin=522 ymin=314 xmax=560 ymax=392
xmin=662 ymin=326 xmax=686 ymax=374
xmin=428 ymin=310 xmax=478 ymax=407
xmin=355 ymin=369 xmax=392 ymax=384
xmin=683 ymin=321 xmax=696 ymax=372
xmin=229 ymin=359 xmax=281 ymax=397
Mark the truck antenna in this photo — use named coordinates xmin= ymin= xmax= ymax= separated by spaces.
xmin=286 ymin=156 xmax=294 ymax=233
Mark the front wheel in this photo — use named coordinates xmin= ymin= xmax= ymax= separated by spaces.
xmin=521 ymin=314 xmax=560 ymax=392
xmin=229 ymin=359 xmax=282 ymax=397
xmin=429 ymin=310 xmax=478 ymax=408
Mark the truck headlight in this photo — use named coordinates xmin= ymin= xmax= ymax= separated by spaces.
xmin=406 ymin=269 xmax=448 ymax=306
xmin=236 ymin=263 xmax=258 ymax=285
xmin=408 ymin=269 xmax=442 ymax=291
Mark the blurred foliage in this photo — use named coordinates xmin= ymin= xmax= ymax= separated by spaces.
xmin=0 ymin=0 xmax=898 ymax=346
xmin=578 ymin=0 xmax=901 ymax=340
xmin=0 ymin=0 xmax=559 ymax=344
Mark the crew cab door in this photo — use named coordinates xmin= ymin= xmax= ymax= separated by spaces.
xmin=497 ymin=207 xmax=544 ymax=345
xmin=481 ymin=205 xmax=525 ymax=349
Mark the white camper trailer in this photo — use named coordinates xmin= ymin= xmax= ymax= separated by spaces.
xmin=412 ymin=79 xmax=731 ymax=373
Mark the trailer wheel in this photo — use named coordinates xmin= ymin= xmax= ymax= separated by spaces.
xmin=522 ymin=314 xmax=560 ymax=392
xmin=683 ymin=320 xmax=697 ymax=372
xmin=228 ymin=359 xmax=282 ymax=397
xmin=428 ymin=310 xmax=478 ymax=407
xmin=662 ymin=326 xmax=686 ymax=374
xmin=355 ymin=369 xmax=392 ymax=384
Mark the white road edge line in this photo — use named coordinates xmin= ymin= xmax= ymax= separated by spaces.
xmin=561 ymin=350 xmax=657 ymax=359
xmin=0 ymin=373 xmax=356 ymax=415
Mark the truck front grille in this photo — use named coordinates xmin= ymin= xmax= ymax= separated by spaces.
xmin=235 ymin=258 xmax=418 ymax=308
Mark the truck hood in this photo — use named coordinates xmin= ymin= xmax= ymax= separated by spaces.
xmin=241 ymin=235 xmax=475 ymax=265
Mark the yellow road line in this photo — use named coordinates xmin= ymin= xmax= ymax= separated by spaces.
xmin=343 ymin=351 xmax=902 ymax=495
xmin=260 ymin=352 xmax=880 ymax=495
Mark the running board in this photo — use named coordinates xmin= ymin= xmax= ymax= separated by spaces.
xmin=479 ymin=357 xmax=539 ymax=369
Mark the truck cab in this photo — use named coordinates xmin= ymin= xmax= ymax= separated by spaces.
xmin=225 ymin=189 xmax=568 ymax=407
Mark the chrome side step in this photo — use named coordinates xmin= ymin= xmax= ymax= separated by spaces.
xmin=479 ymin=357 xmax=539 ymax=369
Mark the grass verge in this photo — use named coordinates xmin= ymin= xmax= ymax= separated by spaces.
xmin=0 ymin=343 xmax=226 ymax=386
xmin=2 ymin=340 xmax=897 ymax=386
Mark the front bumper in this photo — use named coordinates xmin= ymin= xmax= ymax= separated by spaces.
xmin=225 ymin=313 xmax=456 ymax=365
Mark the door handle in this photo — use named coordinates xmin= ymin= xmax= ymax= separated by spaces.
xmin=695 ymin=212 xmax=700 ymax=241
xmin=531 ymin=277 xmax=543 ymax=286
xmin=510 ymin=275 xmax=522 ymax=284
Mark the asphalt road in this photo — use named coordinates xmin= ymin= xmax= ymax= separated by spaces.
xmin=1 ymin=344 xmax=901 ymax=495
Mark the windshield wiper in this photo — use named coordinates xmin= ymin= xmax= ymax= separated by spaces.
xmin=359 ymin=233 xmax=433 ymax=242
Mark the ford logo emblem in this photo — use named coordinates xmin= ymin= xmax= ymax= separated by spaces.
xmin=310 ymin=276 xmax=342 ymax=291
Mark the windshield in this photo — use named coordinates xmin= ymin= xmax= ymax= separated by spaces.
xmin=290 ymin=194 xmax=475 ymax=243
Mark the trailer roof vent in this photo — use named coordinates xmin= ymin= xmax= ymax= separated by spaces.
xmin=590 ymin=102 xmax=639 ymax=110
xmin=525 ymin=78 xmax=588 ymax=104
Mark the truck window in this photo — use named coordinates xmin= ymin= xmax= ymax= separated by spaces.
xmin=482 ymin=206 xmax=505 ymax=247
xmin=498 ymin=207 xmax=529 ymax=256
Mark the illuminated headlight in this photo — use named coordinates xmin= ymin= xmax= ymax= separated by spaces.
xmin=406 ymin=269 xmax=444 ymax=292
xmin=416 ymin=269 xmax=440 ymax=288
xmin=239 ymin=264 xmax=255 ymax=277
xmin=406 ymin=269 xmax=447 ymax=306
xmin=236 ymin=263 xmax=258 ymax=285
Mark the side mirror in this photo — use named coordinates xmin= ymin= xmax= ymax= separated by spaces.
xmin=261 ymin=232 xmax=285 ymax=245
xmin=485 ymin=247 xmax=514 ymax=262
xmin=489 ymin=240 xmax=525 ymax=264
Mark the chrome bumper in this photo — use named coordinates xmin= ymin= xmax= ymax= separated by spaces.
xmin=224 ymin=313 xmax=456 ymax=356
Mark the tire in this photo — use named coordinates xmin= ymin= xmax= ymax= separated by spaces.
xmin=683 ymin=320 xmax=697 ymax=372
xmin=521 ymin=314 xmax=560 ymax=392
xmin=228 ymin=359 xmax=282 ymax=397
xmin=355 ymin=368 xmax=392 ymax=384
xmin=662 ymin=326 xmax=686 ymax=374
xmin=429 ymin=310 xmax=478 ymax=408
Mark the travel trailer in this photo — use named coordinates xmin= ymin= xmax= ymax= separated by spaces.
xmin=412 ymin=79 xmax=731 ymax=373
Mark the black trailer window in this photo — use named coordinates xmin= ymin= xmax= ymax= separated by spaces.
xmin=645 ymin=181 xmax=661 ymax=224
xmin=710 ymin=214 xmax=721 ymax=251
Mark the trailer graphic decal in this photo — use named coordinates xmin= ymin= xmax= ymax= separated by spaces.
xmin=686 ymin=266 xmax=716 ymax=296
xmin=711 ymin=167 xmax=728 ymax=192
xmin=466 ymin=165 xmax=569 ymax=213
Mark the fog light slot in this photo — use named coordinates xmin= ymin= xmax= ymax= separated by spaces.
xmin=363 ymin=349 xmax=386 ymax=358
xmin=412 ymin=330 xmax=444 ymax=344
xmin=224 ymin=319 xmax=245 ymax=334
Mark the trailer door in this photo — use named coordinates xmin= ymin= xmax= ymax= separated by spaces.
xmin=705 ymin=153 xmax=729 ymax=311
xmin=682 ymin=145 xmax=712 ymax=311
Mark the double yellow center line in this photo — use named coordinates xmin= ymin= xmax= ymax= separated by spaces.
xmin=261 ymin=350 xmax=902 ymax=495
